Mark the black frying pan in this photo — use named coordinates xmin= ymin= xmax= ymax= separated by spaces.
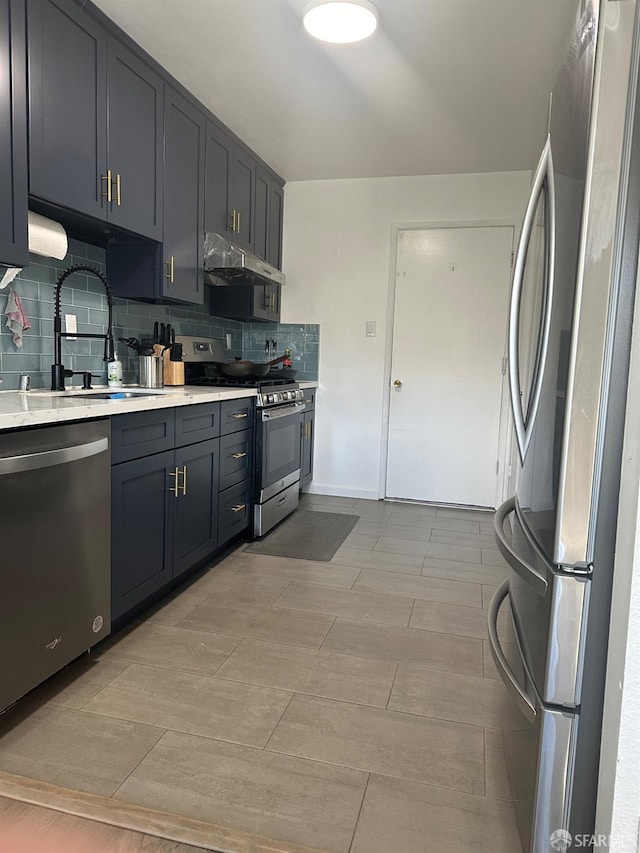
xmin=214 ymin=355 xmax=287 ymax=378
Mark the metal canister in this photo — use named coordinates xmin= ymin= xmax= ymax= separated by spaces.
xmin=138 ymin=356 xmax=163 ymax=388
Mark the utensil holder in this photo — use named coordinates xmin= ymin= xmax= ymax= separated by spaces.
xmin=162 ymin=348 xmax=184 ymax=385
xmin=139 ymin=355 xmax=164 ymax=388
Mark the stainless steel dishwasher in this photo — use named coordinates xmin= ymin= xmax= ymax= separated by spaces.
xmin=0 ymin=419 xmax=111 ymax=713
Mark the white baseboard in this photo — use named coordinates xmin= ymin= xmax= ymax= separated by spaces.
xmin=306 ymin=483 xmax=381 ymax=501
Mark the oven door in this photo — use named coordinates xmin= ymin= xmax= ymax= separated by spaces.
xmin=257 ymin=402 xmax=305 ymax=500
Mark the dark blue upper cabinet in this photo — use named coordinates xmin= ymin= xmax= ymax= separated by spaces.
xmin=106 ymin=37 xmax=163 ymax=240
xmin=0 ymin=0 xmax=28 ymax=267
xmin=163 ymin=86 xmax=205 ymax=305
xmin=204 ymin=121 xmax=232 ymax=240
xmin=27 ymin=0 xmax=163 ymax=240
xmin=255 ymin=165 xmax=284 ymax=269
xmin=205 ymin=121 xmax=254 ymax=253
xmin=28 ymin=0 xmax=108 ymax=219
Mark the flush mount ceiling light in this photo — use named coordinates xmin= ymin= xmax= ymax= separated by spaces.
xmin=303 ymin=0 xmax=379 ymax=44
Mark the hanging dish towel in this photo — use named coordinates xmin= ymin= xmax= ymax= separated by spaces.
xmin=4 ymin=287 xmax=31 ymax=348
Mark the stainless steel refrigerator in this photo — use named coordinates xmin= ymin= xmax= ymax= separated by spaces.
xmin=490 ymin=1 xmax=640 ymax=851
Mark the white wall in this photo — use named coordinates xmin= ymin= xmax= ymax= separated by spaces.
xmin=282 ymin=171 xmax=531 ymax=498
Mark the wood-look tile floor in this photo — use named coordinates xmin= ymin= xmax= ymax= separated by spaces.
xmin=0 ymin=495 xmax=518 ymax=853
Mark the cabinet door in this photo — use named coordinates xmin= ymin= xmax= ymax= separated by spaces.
xmin=301 ymin=410 xmax=315 ymax=491
xmin=254 ymin=166 xmax=284 ymax=269
xmin=173 ymin=438 xmax=219 ymax=578
xmin=0 ymin=0 xmax=27 ymax=267
xmin=163 ymin=86 xmax=205 ymax=304
xmin=28 ymin=0 xmax=107 ymax=218
xmin=111 ymin=450 xmax=174 ymax=621
xmin=254 ymin=166 xmax=270 ymax=261
xmin=219 ymin=429 xmax=252 ymax=491
xmin=268 ymin=181 xmax=284 ymax=270
xmin=204 ymin=121 xmax=232 ymax=238
xmin=229 ymin=145 xmax=254 ymax=251
xmin=106 ymin=37 xmax=163 ymax=240
xmin=218 ymin=479 xmax=251 ymax=546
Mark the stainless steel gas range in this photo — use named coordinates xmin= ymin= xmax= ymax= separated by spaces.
xmin=177 ymin=336 xmax=305 ymax=537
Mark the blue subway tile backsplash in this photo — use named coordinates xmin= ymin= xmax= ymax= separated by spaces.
xmin=1 ymin=239 xmax=319 ymax=389
xmin=0 ymin=239 xmax=243 ymax=390
xmin=242 ymin=323 xmax=319 ymax=381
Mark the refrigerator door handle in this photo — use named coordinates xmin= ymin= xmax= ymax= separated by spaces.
xmin=508 ymin=134 xmax=556 ymax=461
xmin=494 ymin=497 xmax=548 ymax=595
xmin=488 ymin=580 xmax=537 ymax=724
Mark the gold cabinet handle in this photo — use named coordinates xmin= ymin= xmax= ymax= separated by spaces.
xmin=166 ymin=256 xmax=174 ymax=283
xmin=115 ymin=173 xmax=121 ymax=206
xmin=169 ymin=467 xmax=180 ymax=497
xmin=232 ymin=412 xmax=248 ymax=419
xmin=229 ymin=210 xmax=238 ymax=232
xmin=236 ymin=211 xmax=241 ymax=234
xmin=231 ymin=452 xmax=247 ymax=459
xmin=101 ymin=168 xmax=112 ymax=203
xmin=393 ymin=379 xmax=402 ymax=389
xmin=230 ymin=504 xmax=246 ymax=513
xmin=180 ymin=465 xmax=187 ymax=496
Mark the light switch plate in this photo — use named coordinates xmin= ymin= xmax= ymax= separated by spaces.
xmin=366 ymin=320 xmax=376 ymax=337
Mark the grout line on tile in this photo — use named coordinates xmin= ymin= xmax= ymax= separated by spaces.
xmin=108 ymin=727 xmax=169 ymax=800
xmin=347 ymin=772 xmax=371 ymax=853
xmin=262 ymin=692 xmax=297 ymax=752
xmin=384 ymin=663 xmax=400 ymax=710
xmin=348 ymin=568 xmax=363 ymax=589
xmin=407 ymin=597 xmax=417 ymax=628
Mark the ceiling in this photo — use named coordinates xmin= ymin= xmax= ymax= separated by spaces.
xmin=92 ymin=0 xmax=582 ymax=183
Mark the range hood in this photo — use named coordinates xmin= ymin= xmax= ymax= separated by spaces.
xmin=203 ymin=232 xmax=285 ymax=287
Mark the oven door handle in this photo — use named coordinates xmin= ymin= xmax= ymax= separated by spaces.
xmin=261 ymin=402 xmax=306 ymax=421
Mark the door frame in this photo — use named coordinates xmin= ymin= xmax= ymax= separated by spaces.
xmin=379 ymin=218 xmax=520 ymax=506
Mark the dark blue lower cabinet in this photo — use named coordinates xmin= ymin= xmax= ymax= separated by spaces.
xmin=111 ymin=450 xmax=175 ymax=621
xmin=111 ymin=405 xmax=254 ymax=622
xmin=173 ymin=438 xmax=220 ymax=578
xmin=218 ymin=479 xmax=252 ymax=547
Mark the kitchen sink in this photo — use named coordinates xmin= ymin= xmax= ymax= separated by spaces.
xmin=69 ymin=390 xmax=170 ymax=400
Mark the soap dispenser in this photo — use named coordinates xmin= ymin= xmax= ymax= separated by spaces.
xmin=107 ymin=355 xmax=123 ymax=387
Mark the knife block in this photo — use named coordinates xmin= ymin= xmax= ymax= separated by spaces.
xmin=162 ymin=348 xmax=184 ymax=385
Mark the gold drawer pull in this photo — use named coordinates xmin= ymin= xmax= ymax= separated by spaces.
xmin=115 ymin=173 xmax=121 ymax=206
xmin=230 ymin=504 xmax=246 ymax=513
xmin=166 ymin=256 xmax=175 ymax=283
xmin=231 ymin=412 xmax=248 ymax=419
xmin=231 ymin=451 xmax=247 ymax=459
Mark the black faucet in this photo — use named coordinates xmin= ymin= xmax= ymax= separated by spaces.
xmin=51 ymin=264 xmax=115 ymax=391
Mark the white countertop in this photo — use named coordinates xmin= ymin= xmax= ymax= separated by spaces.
xmin=0 ymin=386 xmax=256 ymax=432
xmin=0 ymin=380 xmax=318 ymax=432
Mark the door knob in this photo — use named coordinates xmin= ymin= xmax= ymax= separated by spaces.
xmin=393 ymin=379 xmax=402 ymax=388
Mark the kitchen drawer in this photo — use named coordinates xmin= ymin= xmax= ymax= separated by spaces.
xmin=219 ymin=429 xmax=253 ymax=491
xmin=218 ymin=478 xmax=251 ymax=546
xmin=111 ymin=409 xmax=175 ymax=464
xmin=302 ymin=388 xmax=316 ymax=409
xmin=175 ymin=402 xmax=220 ymax=446
xmin=220 ymin=398 xmax=254 ymax=435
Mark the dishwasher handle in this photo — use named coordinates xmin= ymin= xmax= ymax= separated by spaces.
xmin=0 ymin=437 xmax=109 ymax=476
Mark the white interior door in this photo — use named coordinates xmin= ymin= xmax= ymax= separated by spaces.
xmin=386 ymin=226 xmax=514 ymax=507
